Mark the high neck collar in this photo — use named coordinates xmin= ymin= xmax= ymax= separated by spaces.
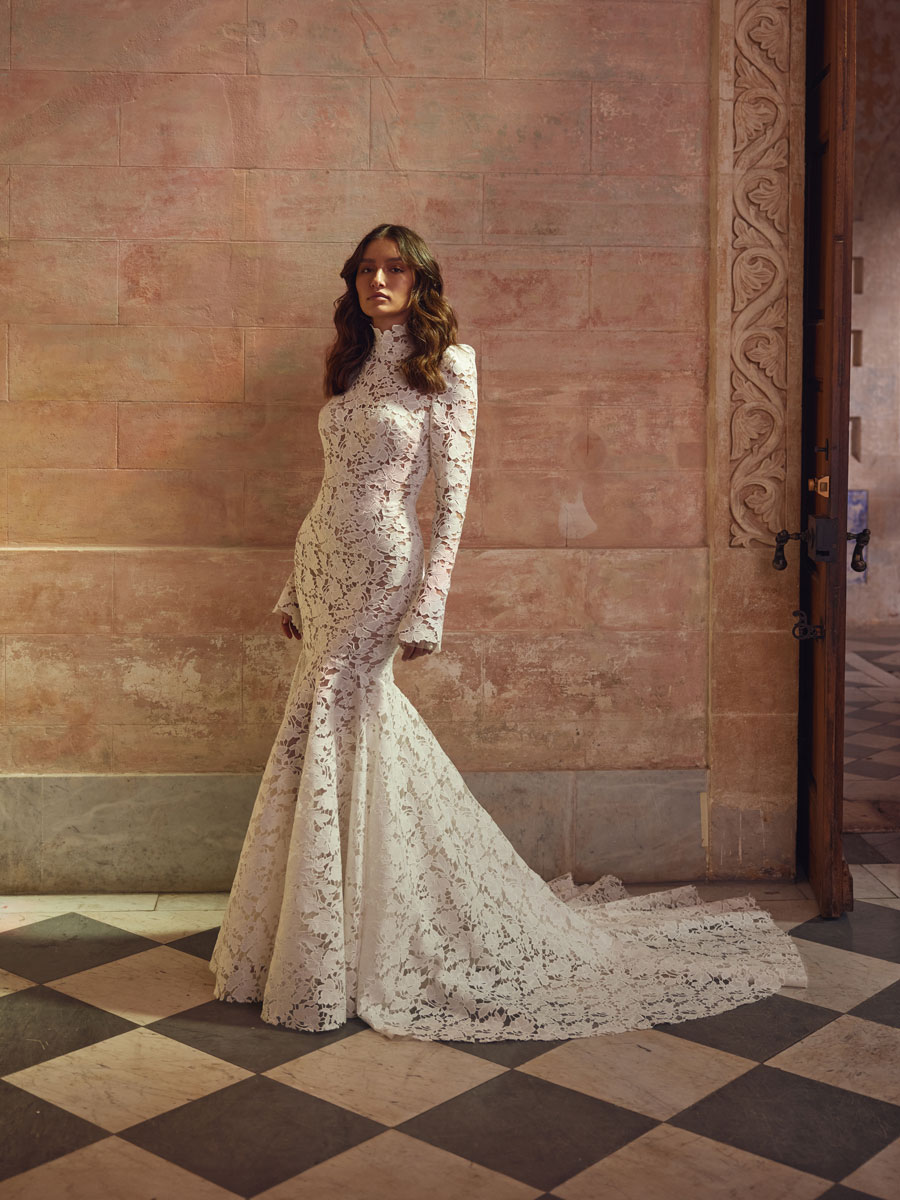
xmin=371 ymin=321 xmax=412 ymax=361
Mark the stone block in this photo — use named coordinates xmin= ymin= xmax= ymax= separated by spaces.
xmin=39 ymin=774 xmax=259 ymax=892
xmin=113 ymin=548 xmax=295 ymax=636
xmin=10 ymin=325 xmax=244 ymax=404
xmin=0 ymin=549 xmax=115 ymax=634
xmin=8 ymin=468 xmax=244 ymax=546
xmin=249 ymin=0 xmax=484 ymax=77
xmin=117 ymin=402 xmax=318 ymax=472
xmin=0 ymin=777 xmax=42 ymax=891
xmin=0 ymin=239 xmax=116 ymax=322
xmin=11 ymin=0 xmax=246 ymax=72
xmin=593 ymin=82 xmax=707 ymax=174
xmin=0 ymin=70 xmax=119 ymax=164
xmin=11 ymin=164 xmax=244 ymax=239
xmin=0 ymin=401 xmax=116 ymax=468
xmin=5 ymin=635 xmax=243 ymax=725
xmin=121 ymin=74 xmax=369 ymax=168
xmin=371 ymin=78 xmax=590 ymax=172
xmin=463 ymin=770 xmax=574 ymax=882
xmin=573 ymin=769 xmax=708 ymax=882
xmin=487 ymin=1 xmax=710 ymax=83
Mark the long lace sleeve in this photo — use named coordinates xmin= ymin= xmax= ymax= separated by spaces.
xmin=397 ymin=343 xmax=478 ymax=654
xmin=272 ymin=568 xmax=302 ymax=631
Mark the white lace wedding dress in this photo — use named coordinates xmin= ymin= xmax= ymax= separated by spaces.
xmin=209 ymin=322 xmax=807 ymax=1042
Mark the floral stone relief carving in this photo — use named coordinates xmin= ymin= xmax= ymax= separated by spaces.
xmin=729 ymin=0 xmax=792 ymax=548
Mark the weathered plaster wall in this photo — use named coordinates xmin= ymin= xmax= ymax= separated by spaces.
xmin=0 ymin=0 xmax=804 ymax=890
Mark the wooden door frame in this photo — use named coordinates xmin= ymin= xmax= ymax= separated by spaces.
xmin=797 ymin=0 xmax=857 ymax=917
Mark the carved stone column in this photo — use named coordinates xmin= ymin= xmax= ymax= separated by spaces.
xmin=730 ymin=0 xmax=793 ymax=547
xmin=706 ymin=0 xmax=805 ymax=877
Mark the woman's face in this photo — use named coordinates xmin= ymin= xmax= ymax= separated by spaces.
xmin=355 ymin=237 xmax=415 ymax=330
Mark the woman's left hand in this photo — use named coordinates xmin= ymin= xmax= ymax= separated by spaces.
xmin=399 ymin=639 xmax=436 ymax=661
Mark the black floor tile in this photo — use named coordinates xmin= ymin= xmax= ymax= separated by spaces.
xmin=848 ymin=979 xmax=900 ymax=1030
xmin=874 ymin=839 xmax=900 ymax=863
xmin=0 ymin=985 xmax=138 ymax=1074
xmin=847 ymin=761 xmax=900 ymax=781
xmin=657 ymin=993 xmax=838 ymax=1062
xmin=166 ymin=926 xmax=222 ymax=960
xmin=791 ymin=901 xmax=900 ymax=964
xmin=0 ymin=1080 xmax=108 ymax=1183
xmin=0 ymin=913 xmax=158 ymax=985
xmin=817 ymin=1187 xmax=884 ymax=1200
xmin=842 ymin=834 xmax=890 ymax=865
xmin=845 ymin=741 xmax=897 ymax=760
xmin=119 ymin=1075 xmax=384 ymax=1199
xmin=852 ymin=705 xmax=900 ymax=720
xmin=147 ymin=1001 xmax=369 ymax=1073
xmin=670 ymin=1064 xmax=900 ymax=1180
xmin=396 ymin=1068 xmax=656 ymax=1193
xmin=845 ymin=711 xmax=894 ymax=726
xmin=444 ymin=1035 xmax=571 ymax=1068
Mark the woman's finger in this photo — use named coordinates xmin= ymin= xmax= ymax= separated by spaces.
xmin=398 ymin=639 xmax=434 ymax=659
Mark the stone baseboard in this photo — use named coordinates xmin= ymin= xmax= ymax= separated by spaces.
xmin=0 ymin=769 xmax=709 ymax=893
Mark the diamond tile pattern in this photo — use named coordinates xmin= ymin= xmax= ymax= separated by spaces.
xmin=669 ymin=1067 xmax=900 ymax=1182
xmin=0 ymin=887 xmax=898 ymax=1198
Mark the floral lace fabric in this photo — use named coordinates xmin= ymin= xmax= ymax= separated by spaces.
xmin=209 ymin=322 xmax=807 ymax=1042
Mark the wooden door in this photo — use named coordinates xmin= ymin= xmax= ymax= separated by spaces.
xmin=798 ymin=0 xmax=856 ymax=917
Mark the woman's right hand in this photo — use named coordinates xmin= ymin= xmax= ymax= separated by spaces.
xmin=280 ymin=613 xmax=301 ymax=640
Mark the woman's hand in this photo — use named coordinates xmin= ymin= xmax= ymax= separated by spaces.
xmin=280 ymin=613 xmax=301 ymax=640
xmin=399 ymin=638 xmax=436 ymax=661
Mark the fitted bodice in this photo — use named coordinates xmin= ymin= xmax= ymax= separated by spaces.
xmin=274 ymin=322 xmax=479 ymax=656
xmin=317 ymin=325 xmax=432 ymax=511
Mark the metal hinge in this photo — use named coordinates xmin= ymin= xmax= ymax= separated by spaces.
xmin=807 ymin=475 xmax=830 ymax=497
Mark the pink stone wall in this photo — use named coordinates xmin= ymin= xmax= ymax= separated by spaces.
xmin=0 ymin=0 xmax=712 ymax=776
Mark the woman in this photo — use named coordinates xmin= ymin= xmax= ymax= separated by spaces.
xmin=209 ymin=223 xmax=806 ymax=1042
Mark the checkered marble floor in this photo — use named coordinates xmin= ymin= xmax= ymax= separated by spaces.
xmin=2 ymin=873 xmax=900 ymax=1200
xmin=845 ymin=627 xmax=900 ymax=832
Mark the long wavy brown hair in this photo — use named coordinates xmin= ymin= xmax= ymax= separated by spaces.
xmin=323 ymin=223 xmax=459 ymax=397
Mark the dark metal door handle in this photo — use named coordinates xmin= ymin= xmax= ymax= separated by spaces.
xmin=847 ymin=527 xmax=869 ymax=572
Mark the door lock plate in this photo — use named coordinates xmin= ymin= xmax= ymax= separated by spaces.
xmin=807 ymin=475 xmax=830 ymax=496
